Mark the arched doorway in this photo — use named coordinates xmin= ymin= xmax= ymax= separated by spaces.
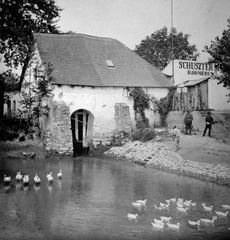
xmin=71 ymin=109 xmax=94 ymax=156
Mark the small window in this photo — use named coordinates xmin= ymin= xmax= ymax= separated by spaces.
xmin=106 ymin=60 xmax=114 ymax=68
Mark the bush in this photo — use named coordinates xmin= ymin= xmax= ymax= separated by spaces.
xmin=131 ymin=128 xmax=156 ymax=142
xmin=0 ymin=128 xmax=19 ymax=141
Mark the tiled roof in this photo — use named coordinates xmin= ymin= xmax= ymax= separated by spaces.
xmin=34 ymin=33 xmax=172 ymax=88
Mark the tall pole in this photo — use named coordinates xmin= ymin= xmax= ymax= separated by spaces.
xmin=171 ymin=0 xmax=174 ymax=85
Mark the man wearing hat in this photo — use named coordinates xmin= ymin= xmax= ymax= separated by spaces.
xmin=203 ymin=111 xmax=214 ymax=137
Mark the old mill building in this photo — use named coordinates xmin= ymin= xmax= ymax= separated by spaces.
xmin=19 ymin=33 xmax=173 ymax=155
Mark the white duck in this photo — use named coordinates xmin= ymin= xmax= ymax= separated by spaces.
xmin=177 ymin=198 xmax=183 ymax=203
xmin=177 ymin=202 xmax=184 ymax=208
xmin=184 ymin=200 xmax=192 ymax=207
xmin=47 ymin=172 xmax=54 ymax=183
xmin=132 ymin=202 xmax=142 ymax=211
xmin=33 ymin=174 xmax=41 ymax=184
xmin=136 ymin=199 xmax=147 ymax=206
xmin=215 ymin=211 xmax=229 ymax=217
xmin=170 ymin=198 xmax=176 ymax=202
xmin=177 ymin=207 xmax=188 ymax=213
xmin=222 ymin=204 xmax=230 ymax=209
xmin=23 ymin=175 xmax=29 ymax=184
xmin=127 ymin=213 xmax=138 ymax=221
xmin=153 ymin=218 xmax=165 ymax=225
xmin=160 ymin=216 xmax=172 ymax=223
xmin=16 ymin=172 xmax=23 ymax=181
xmin=188 ymin=220 xmax=201 ymax=226
xmin=200 ymin=216 xmax=217 ymax=223
xmin=202 ymin=204 xmax=213 ymax=212
xmin=57 ymin=170 xmax=63 ymax=179
xmin=151 ymin=222 xmax=165 ymax=229
xmin=47 ymin=172 xmax=52 ymax=179
xmin=190 ymin=202 xmax=197 ymax=207
xmin=166 ymin=222 xmax=182 ymax=229
xmin=3 ymin=175 xmax=11 ymax=183
xmin=183 ymin=202 xmax=190 ymax=207
xmin=160 ymin=202 xmax=170 ymax=208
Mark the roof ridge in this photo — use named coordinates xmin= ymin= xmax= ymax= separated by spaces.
xmin=33 ymin=32 xmax=117 ymax=42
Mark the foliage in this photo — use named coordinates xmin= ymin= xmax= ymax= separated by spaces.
xmin=204 ymin=18 xmax=230 ymax=89
xmin=0 ymin=0 xmax=62 ymax=85
xmin=131 ymin=128 xmax=156 ymax=142
xmin=154 ymin=87 xmax=176 ymax=126
xmin=129 ymin=87 xmax=150 ymax=129
xmin=134 ymin=27 xmax=199 ymax=70
xmin=19 ymin=63 xmax=53 ymax=126
xmin=0 ymin=70 xmax=20 ymax=92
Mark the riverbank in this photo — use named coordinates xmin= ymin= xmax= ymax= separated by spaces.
xmin=1 ymin=129 xmax=230 ymax=186
xmin=104 ymin=133 xmax=230 ymax=186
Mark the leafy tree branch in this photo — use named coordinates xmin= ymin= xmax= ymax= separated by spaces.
xmin=134 ymin=27 xmax=199 ymax=70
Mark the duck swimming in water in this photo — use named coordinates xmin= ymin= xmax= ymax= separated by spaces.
xmin=33 ymin=174 xmax=41 ymax=184
xmin=200 ymin=216 xmax=217 ymax=224
xmin=166 ymin=222 xmax=182 ymax=229
xmin=3 ymin=175 xmax=11 ymax=184
xmin=127 ymin=213 xmax=138 ymax=221
xmin=57 ymin=170 xmax=63 ymax=179
xmin=23 ymin=175 xmax=29 ymax=184
xmin=153 ymin=219 xmax=165 ymax=225
xmin=222 ymin=205 xmax=230 ymax=209
xmin=136 ymin=199 xmax=147 ymax=206
xmin=151 ymin=222 xmax=165 ymax=229
xmin=160 ymin=216 xmax=172 ymax=223
xmin=215 ymin=211 xmax=229 ymax=217
xmin=188 ymin=220 xmax=201 ymax=226
xmin=47 ymin=172 xmax=54 ymax=183
xmin=16 ymin=172 xmax=23 ymax=181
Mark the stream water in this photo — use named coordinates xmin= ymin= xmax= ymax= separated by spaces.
xmin=0 ymin=156 xmax=230 ymax=240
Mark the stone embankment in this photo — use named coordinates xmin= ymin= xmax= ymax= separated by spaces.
xmin=104 ymin=140 xmax=230 ymax=186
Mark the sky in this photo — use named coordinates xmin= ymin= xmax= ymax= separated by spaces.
xmin=54 ymin=0 xmax=230 ymax=62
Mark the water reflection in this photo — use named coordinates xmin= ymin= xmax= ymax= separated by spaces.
xmin=0 ymin=156 xmax=230 ymax=240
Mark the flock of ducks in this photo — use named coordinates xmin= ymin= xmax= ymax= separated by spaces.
xmin=127 ymin=197 xmax=230 ymax=231
xmin=3 ymin=170 xmax=63 ymax=185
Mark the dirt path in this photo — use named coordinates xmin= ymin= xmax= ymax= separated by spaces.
xmin=162 ymin=134 xmax=230 ymax=167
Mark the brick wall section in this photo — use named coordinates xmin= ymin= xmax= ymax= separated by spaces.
xmin=46 ymin=100 xmax=73 ymax=154
xmin=114 ymin=103 xmax=132 ymax=133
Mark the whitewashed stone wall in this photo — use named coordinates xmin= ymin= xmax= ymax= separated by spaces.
xmin=42 ymin=85 xmax=169 ymax=153
xmin=50 ymin=85 xmax=168 ymax=135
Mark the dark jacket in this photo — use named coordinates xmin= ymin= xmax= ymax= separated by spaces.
xmin=205 ymin=115 xmax=214 ymax=125
xmin=184 ymin=113 xmax=193 ymax=125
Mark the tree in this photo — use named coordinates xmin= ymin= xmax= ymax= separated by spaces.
xmin=134 ymin=27 xmax=199 ymax=70
xmin=19 ymin=63 xmax=53 ymax=129
xmin=0 ymin=0 xmax=62 ymax=85
xmin=204 ymin=18 xmax=230 ymax=88
xmin=0 ymin=0 xmax=61 ymax=118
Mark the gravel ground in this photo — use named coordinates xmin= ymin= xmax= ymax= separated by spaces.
xmin=104 ymin=133 xmax=230 ymax=186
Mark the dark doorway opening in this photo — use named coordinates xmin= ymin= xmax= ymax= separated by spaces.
xmin=71 ymin=109 xmax=93 ymax=157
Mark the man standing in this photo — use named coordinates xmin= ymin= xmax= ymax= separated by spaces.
xmin=203 ymin=112 xmax=214 ymax=137
xmin=184 ymin=110 xmax=193 ymax=135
